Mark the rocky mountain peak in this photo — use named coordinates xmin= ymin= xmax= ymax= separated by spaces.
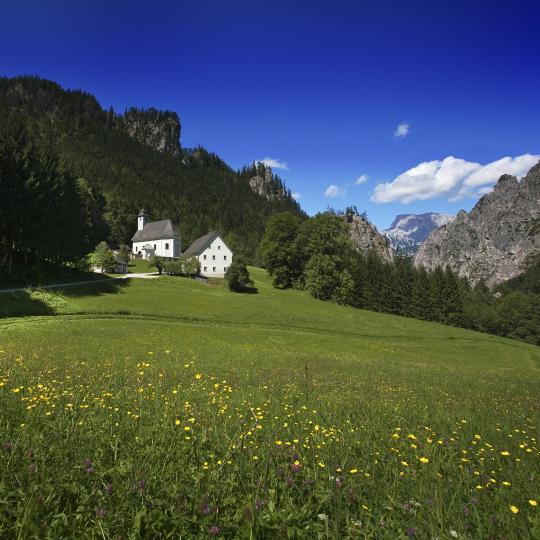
xmin=414 ymin=161 xmax=540 ymax=287
xmin=348 ymin=212 xmax=394 ymax=263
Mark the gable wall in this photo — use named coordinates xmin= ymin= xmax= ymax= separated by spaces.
xmin=198 ymin=237 xmax=233 ymax=276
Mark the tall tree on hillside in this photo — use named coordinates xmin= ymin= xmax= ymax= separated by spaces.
xmin=259 ymin=212 xmax=302 ymax=288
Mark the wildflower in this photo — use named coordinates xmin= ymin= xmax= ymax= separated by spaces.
xmin=449 ymin=530 xmax=459 ymax=538
xmin=529 ymin=499 xmax=538 ymax=507
xmin=419 ymin=457 xmax=429 ymax=464
xmin=502 ymin=481 xmax=511 ymax=486
xmin=195 ymin=373 xmax=202 ymax=380
xmin=349 ymin=468 xmax=358 ymax=474
xmin=209 ymin=525 xmax=220 ymax=536
xmin=317 ymin=513 xmax=328 ymax=521
xmin=509 ymin=505 xmax=519 ymax=514
xmin=255 ymin=499 xmax=265 ymax=511
xmin=105 ymin=483 xmax=113 ymax=495
xmin=286 ymin=476 xmax=294 ymax=487
xmin=407 ymin=527 xmax=417 ymax=538
xmin=291 ymin=460 xmax=302 ymax=474
xmin=175 ymin=419 xmax=181 ymax=426
xmin=500 ymin=451 xmax=510 ymax=456
xmin=95 ymin=508 xmax=107 ymax=519
xmin=335 ymin=477 xmax=342 ymax=488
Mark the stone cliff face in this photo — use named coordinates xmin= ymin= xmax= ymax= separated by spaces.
xmin=348 ymin=213 xmax=394 ymax=263
xmin=249 ymin=167 xmax=287 ymax=201
xmin=414 ymin=162 xmax=540 ymax=287
xmin=120 ymin=107 xmax=181 ymax=155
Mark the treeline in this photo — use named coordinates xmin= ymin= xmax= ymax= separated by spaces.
xmin=0 ymin=76 xmax=305 ymax=278
xmin=259 ymin=212 xmax=540 ymax=344
xmin=0 ymin=112 xmax=99 ymax=282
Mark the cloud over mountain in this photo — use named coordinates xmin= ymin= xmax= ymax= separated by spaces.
xmin=371 ymin=154 xmax=539 ymax=204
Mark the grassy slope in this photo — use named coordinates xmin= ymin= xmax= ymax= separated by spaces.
xmin=0 ymin=268 xmax=539 ymax=537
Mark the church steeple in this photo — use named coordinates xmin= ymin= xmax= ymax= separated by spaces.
xmin=137 ymin=209 xmax=149 ymax=231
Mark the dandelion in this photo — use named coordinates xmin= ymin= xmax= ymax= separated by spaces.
xmin=529 ymin=499 xmax=538 ymax=507
xmin=500 ymin=451 xmax=510 ymax=456
xmin=175 ymin=419 xmax=181 ymax=426
xmin=509 ymin=505 xmax=519 ymax=514
xmin=419 ymin=457 xmax=429 ymax=464
xmin=195 ymin=373 xmax=202 ymax=380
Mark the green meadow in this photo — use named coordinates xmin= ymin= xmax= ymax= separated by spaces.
xmin=0 ymin=268 xmax=539 ymax=538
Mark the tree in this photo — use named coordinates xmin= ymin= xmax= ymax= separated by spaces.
xmin=90 ymin=241 xmax=116 ymax=272
xmin=118 ymin=244 xmax=130 ymax=263
xmin=259 ymin=212 xmax=301 ymax=288
xmin=148 ymin=255 xmax=164 ymax=274
xmin=304 ymin=254 xmax=341 ymax=301
xmin=225 ymin=261 xmax=254 ymax=292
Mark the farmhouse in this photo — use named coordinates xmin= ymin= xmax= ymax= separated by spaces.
xmin=183 ymin=231 xmax=233 ymax=278
xmin=131 ymin=210 xmax=180 ymax=259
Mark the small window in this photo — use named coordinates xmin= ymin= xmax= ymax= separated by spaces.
xmin=212 ymin=255 xmax=215 ymax=260
xmin=213 ymin=267 xmax=216 ymax=272
xmin=224 ymin=255 xmax=227 ymax=261
xmin=224 ymin=266 xmax=227 ymax=272
xmin=218 ymin=245 xmax=221 ymax=250
xmin=204 ymin=266 xmax=207 ymax=272
xmin=153 ymin=244 xmax=156 ymax=250
xmin=165 ymin=243 xmax=169 ymax=250
xmin=203 ymin=254 xmax=207 ymax=260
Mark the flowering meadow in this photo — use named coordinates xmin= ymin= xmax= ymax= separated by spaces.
xmin=0 ymin=269 xmax=539 ymax=538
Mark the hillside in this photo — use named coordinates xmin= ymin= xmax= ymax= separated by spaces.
xmin=415 ymin=162 xmax=540 ymax=286
xmin=0 ymin=76 xmax=304 ymax=261
xmin=0 ymin=270 xmax=539 ymax=538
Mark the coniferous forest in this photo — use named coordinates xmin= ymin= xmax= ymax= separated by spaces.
xmin=0 ymin=76 xmax=304 ymax=282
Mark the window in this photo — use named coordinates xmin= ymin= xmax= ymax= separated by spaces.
xmin=224 ymin=266 xmax=227 ymax=272
xmin=218 ymin=245 xmax=221 ymax=250
xmin=213 ymin=267 xmax=216 ymax=272
xmin=203 ymin=267 xmax=207 ymax=272
xmin=212 ymin=255 xmax=215 ymax=260
xmin=153 ymin=244 xmax=156 ymax=250
xmin=203 ymin=254 xmax=207 ymax=260
xmin=224 ymin=255 xmax=227 ymax=261
xmin=165 ymin=243 xmax=169 ymax=250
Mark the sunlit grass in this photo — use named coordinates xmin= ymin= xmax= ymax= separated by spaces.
xmin=0 ymin=269 xmax=538 ymax=538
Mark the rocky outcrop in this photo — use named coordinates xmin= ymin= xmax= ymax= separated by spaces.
xmin=414 ymin=162 xmax=540 ymax=287
xmin=348 ymin=213 xmax=394 ymax=263
xmin=120 ymin=107 xmax=181 ymax=155
xmin=249 ymin=166 xmax=287 ymax=201
xmin=383 ymin=212 xmax=454 ymax=255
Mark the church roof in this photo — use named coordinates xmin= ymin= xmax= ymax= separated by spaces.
xmin=183 ymin=231 xmax=225 ymax=256
xmin=131 ymin=219 xmax=178 ymax=242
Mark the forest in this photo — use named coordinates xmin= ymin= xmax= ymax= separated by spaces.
xmin=259 ymin=212 xmax=540 ymax=344
xmin=0 ymin=75 xmax=304 ymax=282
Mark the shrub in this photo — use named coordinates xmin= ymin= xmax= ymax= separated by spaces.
xmin=225 ymin=261 xmax=253 ymax=291
xmin=90 ymin=242 xmax=116 ymax=272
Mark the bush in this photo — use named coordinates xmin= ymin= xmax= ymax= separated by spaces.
xmin=90 ymin=242 xmax=116 ymax=272
xmin=225 ymin=261 xmax=253 ymax=292
xmin=163 ymin=256 xmax=200 ymax=276
xmin=148 ymin=256 xmax=165 ymax=274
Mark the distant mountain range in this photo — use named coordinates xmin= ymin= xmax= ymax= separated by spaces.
xmin=383 ymin=213 xmax=454 ymax=255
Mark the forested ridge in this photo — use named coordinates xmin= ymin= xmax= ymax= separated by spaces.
xmin=0 ymin=75 xmax=304 ymax=279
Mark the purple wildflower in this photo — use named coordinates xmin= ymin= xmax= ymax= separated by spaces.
xmin=209 ymin=525 xmax=220 ymax=536
xmin=105 ymin=483 xmax=113 ymax=495
xmin=335 ymin=477 xmax=342 ymax=489
xmin=137 ymin=479 xmax=146 ymax=495
xmin=255 ymin=499 xmax=265 ymax=511
xmin=463 ymin=506 xmax=470 ymax=517
xmin=407 ymin=527 xmax=418 ymax=538
xmin=286 ymin=476 xmax=294 ymax=487
xmin=95 ymin=508 xmax=107 ymax=519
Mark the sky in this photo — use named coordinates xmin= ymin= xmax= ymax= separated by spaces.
xmin=1 ymin=0 xmax=539 ymax=230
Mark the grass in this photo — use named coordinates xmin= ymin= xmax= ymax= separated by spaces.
xmin=0 ymin=268 xmax=539 ymax=538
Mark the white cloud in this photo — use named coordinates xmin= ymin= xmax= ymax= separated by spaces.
xmin=371 ymin=153 xmax=539 ymax=204
xmin=291 ymin=192 xmax=301 ymax=200
xmin=324 ymin=184 xmax=347 ymax=198
xmin=355 ymin=174 xmax=369 ymax=185
xmin=394 ymin=122 xmax=410 ymax=138
xmin=257 ymin=157 xmax=289 ymax=170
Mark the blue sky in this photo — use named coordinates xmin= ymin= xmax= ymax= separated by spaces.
xmin=1 ymin=0 xmax=539 ymax=230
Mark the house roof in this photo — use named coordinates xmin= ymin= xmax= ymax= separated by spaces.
xmin=183 ymin=231 xmax=226 ymax=256
xmin=131 ymin=219 xmax=179 ymax=242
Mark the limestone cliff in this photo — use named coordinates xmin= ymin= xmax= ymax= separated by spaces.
xmin=120 ymin=107 xmax=181 ymax=155
xmin=414 ymin=161 xmax=540 ymax=287
xmin=347 ymin=213 xmax=394 ymax=263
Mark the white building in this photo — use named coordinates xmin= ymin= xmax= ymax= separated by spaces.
xmin=131 ymin=209 xmax=180 ymax=259
xmin=183 ymin=231 xmax=233 ymax=277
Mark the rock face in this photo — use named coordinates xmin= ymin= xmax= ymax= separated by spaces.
xmin=348 ymin=213 xmax=394 ymax=263
xmin=384 ymin=212 xmax=454 ymax=255
xmin=249 ymin=167 xmax=287 ymax=201
xmin=414 ymin=162 xmax=540 ymax=287
xmin=120 ymin=107 xmax=181 ymax=155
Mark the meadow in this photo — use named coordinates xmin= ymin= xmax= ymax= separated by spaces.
xmin=0 ymin=268 xmax=539 ymax=538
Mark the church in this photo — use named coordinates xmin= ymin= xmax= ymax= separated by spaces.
xmin=131 ymin=210 xmax=233 ymax=277
xmin=131 ymin=210 xmax=180 ymax=259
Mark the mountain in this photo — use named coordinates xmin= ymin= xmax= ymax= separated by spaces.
xmin=0 ymin=76 xmax=304 ymax=260
xmin=414 ymin=162 xmax=540 ymax=287
xmin=383 ymin=213 xmax=454 ymax=255
xmin=346 ymin=211 xmax=394 ymax=263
